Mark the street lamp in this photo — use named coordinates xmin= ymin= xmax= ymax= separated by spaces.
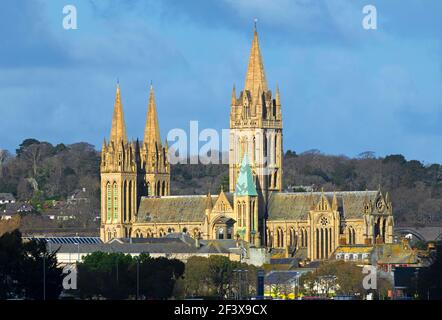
xmin=43 ymin=253 xmax=46 ymax=300
xmin=76 ymin=233 xmax=80 ymax=262
xmin=135 ymin=256 xmax=140 ymax=300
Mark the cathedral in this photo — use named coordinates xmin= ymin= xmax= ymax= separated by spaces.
xmin=100 ymin=26 xmax=394 ymax=261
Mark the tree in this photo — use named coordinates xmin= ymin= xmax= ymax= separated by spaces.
xmin=16 ymin=138 xmax=40 ymax=157
xmin=358 ymin=151 xmax=376 ymax=159
xmin=0 ymin=229 xmax=63 ymax=299
xmin=20 ymin=238 xmax=63 ymax=299
xmin=0 ymin=149 xmax=12 ymax=177
xmin=418 ymin=244 xmax=442 ymax=299
xmin=178 ymin=256 xmax=213 ymax=297
xmin=176 ymin=256 xmax=257 ymax=299
xmin=208 ymin=255 xmax=235 ymax=298
xmin=300 ymin=261 xmax=381 ymax=298
xmin=136 ymin=254 xmax=185 ymax=299
xmin=77 ymin=252 xmax=184 ymax=300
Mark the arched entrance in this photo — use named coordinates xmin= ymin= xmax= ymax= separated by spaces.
xmin=212 ymin=216 xmax=235 ymax=240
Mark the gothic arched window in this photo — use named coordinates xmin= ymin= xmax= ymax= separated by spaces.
xmin=106 ymin=182 xmax=112 ymax=222
xmin=123 ymin=181 xmax=127 ymax=223
xmin=128 ymin=181 xmax=132 ymax=222
xmin=113 ymin=182 xmax=118 ymax=221
xmin=156 ymin=181 xmax=161 ymax=196
xmin=237 ymin=202 xmax=242 ymax=227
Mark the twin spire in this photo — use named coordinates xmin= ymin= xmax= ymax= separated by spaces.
xmin=109 ymin=84 xmax=128 ymax=144
xmin=144 ymin=84 xmax=162 ymax=151
xmin=108 ymin=82 xmax=162 ymax=149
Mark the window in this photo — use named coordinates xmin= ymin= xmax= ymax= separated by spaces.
xmin=106 ymin=183 xmax=112 ymax=221
xmin=237 ymin=202 xmax=242 ymax=226
xmin=218 ymin=228 xmax=224 ymax=240
xmin=113 ymin=183 xmax=118 ymax=221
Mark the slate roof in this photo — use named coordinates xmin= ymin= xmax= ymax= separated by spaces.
xmin=334 ymin=245 xmax=374 ymax=254
xmin=199 ymin=239 xmax=239 ymax=251
xmin=267 ymin=190 xmax=379 ymax=221
xmin=265 ymin=271 xmax=299 ymax=285
xmin=137 ymin=193 xmax=235 ymax=223
xmin=23 ymin=236 xmax=102 ymax=244
xmin=0 ymin=193 xmax=15 ymax=202
xmin=374 ymin=243 xmax=419 ymax=265
xmin=137 ymin=190 xmax=379 ymax=223
xmin=137 ymin=195 xmax=214 ymax=223
xmin=48 ymin=236 xmax=238 ymax=256
xmin=50 ymin=242 xmax=200 ymax=254
xmin=197 ymin=242 xmax=231 ymax=254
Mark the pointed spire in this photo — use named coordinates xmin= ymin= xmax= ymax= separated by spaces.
xmin=206 ymin=191 xmax=213 ymax=210
xmin=244 ymin=24 xmax=268 ymax=98
xmin=275 ymin=84 xmax=281 ymax=105
xmin=231 ymin=85 xmax=236 ymax=105
xmin=332 ymin=192 xmax=338 ymax=211
xmin=235 ymin=154 xmax=258 ymax=196
xmin=144 ymin=84 xmax=162 ymax=151
xmin=109 ymin=83 xmax=128 ymax=144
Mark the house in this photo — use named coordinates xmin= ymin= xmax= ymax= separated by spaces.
xmin=67 ymin=188 xmax=89 ymax=204
xmin=334 ymin=245 xmax=373 ymax=263
xmin=1 ymin=202 xmax=33 ymax=216
xmin=0 ymin=193 xmax=16 ymax=205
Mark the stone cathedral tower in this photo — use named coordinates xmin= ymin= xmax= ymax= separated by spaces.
xmin=229 ymin=26 xmax=283 ymax=244
xmin=100 ymin=83 xmax=170 ymax=242
xmin=229 ymin=26 xmax=283 ymax=196
xmin=140 ymin=85 xmax=170 ymax=197
xmin=100 ymin=84 xmax=139 ymax=240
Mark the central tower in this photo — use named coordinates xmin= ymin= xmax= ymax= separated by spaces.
xmin=229 ymin=26 xmax=283 ymax=197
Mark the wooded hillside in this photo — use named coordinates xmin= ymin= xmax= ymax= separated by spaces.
xmin=1 ymin=140 xmax=441 ymax=227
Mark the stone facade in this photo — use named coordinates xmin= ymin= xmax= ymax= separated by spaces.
xmin=100 ymin=26 xmax=395 ymax=261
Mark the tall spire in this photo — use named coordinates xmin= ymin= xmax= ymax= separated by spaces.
xmin=244 ymin=23 xmax=268 ymax=99
xmin=109 ymin=83 xmax=128 ymax=144
xmin=144 ymin=84 xmax=162 ymax=150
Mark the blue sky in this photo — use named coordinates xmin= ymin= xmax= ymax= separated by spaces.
xmin=0 ymin=0 xmax=441 ymax=164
